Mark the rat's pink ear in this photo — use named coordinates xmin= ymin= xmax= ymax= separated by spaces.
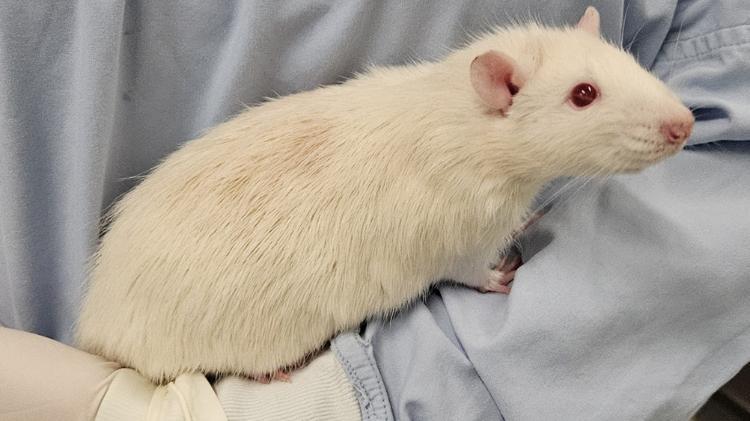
xmin=470 ymin=50 xmax=524 ymax=114
xmin=576 ymin=6 xmax=600 ymax=36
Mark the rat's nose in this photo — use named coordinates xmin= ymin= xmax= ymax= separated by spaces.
xmin=660 ymin=117 xmax=694 ymax=145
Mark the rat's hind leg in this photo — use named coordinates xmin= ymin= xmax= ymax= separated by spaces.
xmin=254 ymin=369 xmax=292 ymax=384
xmin=249 ymin=346 xmax=326 ymax=384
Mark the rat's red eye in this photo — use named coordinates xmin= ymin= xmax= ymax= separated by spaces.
xmin=569 ymin=83 xmax=598 ymax=108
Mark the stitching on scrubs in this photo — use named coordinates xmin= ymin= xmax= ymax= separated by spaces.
xmin=662 ymin=23 xmax=750 ymax=44
xmin=332 ymin=338 xmax=378 ymax=420
xmin=660 ymin=24 xmax=750 ymax=63
xmin=663 ymin=40 xmax=750 ymax=63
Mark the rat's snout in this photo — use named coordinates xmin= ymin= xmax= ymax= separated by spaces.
xmin=660 ymin=115 xmax=694 ymax=145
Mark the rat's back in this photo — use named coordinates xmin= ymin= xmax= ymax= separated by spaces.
xmin=76 ymin=68 xmax=451 ymax=382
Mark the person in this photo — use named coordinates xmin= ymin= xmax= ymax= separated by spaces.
xmin=0 ymin=326 xmax=361 ymax=421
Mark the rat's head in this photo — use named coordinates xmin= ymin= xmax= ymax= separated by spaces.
xmin=468 ymin=7 xmax=694 ymax=180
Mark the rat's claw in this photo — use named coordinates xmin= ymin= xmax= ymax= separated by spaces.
xmin=253 ymin=369 xmax=292 ymax=384
xmin=479 ymin=204 xmax=547 ymax=294
xmin=272 ymin=370 xmax=291 ymax=382
xmin=478 ymin=269 xmax=515 ymax=294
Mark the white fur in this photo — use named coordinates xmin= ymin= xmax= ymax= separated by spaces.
xmin=77 ymin=21 xmax=692 ymax=383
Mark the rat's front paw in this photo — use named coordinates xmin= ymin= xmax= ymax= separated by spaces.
xmin=478 ymin=269 xmax=514 ymax=294
xmin=477 ymin=253 xmax=522 ymax=294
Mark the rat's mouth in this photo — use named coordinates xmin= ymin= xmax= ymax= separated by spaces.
xmin=615 ymin=133 xmax=684 ymax=171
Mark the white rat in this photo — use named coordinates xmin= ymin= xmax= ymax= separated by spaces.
xmin=77 ymin=7 xmax=693 ymax=383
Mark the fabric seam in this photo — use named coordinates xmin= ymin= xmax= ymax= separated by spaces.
xmin=662 ymin=39 xmax=750 ymax=63
xmin=659 ymin=24 xmax=750 ymax=63
xmin=334 ymin=344 xmax=375 ymax=420
xmin=331 ymin=333 xmax=394 ymax=421
xmin=662 ymin=23 xmax=750 ymax=44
